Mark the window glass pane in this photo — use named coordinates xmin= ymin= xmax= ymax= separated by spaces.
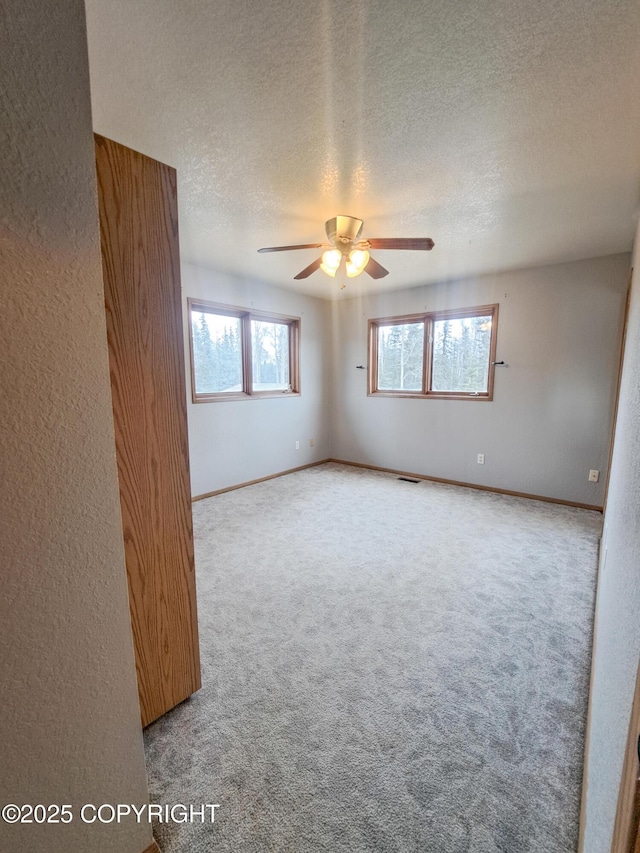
xmin=251 ymin=320 xmax=290 ymax=392
xmin=191 ymin=310 xmax=243 ymax=394
xmin=431 ymin=315 xmax=492 ymax=392
xmin=377 ymin=322 xmax=424 ymax=391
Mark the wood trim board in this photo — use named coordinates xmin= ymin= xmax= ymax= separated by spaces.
xmin=603 ymin=267 xmax=633 ymax=515
xmin=95 ymin=134 xmax=201 ymax=727
xmin=193 ymin=458 xmax=602 ymax=511
xmin=612 ymin=657 xmax=640 ymax=853
xmin=142 ymin=841 xmax=161 ymax=853
xmin=328 ymin=459 xmax=603 ymax=511
xmin=192 ymin=460 xmax=330 ymax=501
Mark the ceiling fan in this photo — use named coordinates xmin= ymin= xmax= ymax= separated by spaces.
xmin=258 ymin=215 xmax=434 ymax=281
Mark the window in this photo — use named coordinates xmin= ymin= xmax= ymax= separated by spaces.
xmin=188 ymin=299 xmax=300 ymax=402
xmin=369 ymin=305 xmax=498 ymax=400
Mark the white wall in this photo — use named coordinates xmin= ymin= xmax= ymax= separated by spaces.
xmin=0 ymin=3 xmax=151 ymax=852
xmin=183 ymin=263 xmax=332 ymax=496
xmin=581 ymin=229 xmax=640 ymax=851
xmin=330 ymin=254 xmax=629 ymax=506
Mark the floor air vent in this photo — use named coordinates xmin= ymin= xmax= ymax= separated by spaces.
xmin=397 ymin=476 xmax=420 ymax=484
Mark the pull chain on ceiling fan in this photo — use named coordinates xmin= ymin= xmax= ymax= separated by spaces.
xmin=258 ymin=215 xmax=434 ymax=282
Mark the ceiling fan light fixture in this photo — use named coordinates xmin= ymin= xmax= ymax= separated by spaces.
xmin=320 ymin=249 xmax=342 ymax=277
xmin=258 ymin=216 xmax=433 ymax=282
xmin=346 ymin=248 xmax=370 ymax=277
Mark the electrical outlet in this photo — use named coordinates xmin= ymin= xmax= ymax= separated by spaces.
xmin=589 ymin=469 xmax=599 ymax=483
xmin=309 ymin=438 xmax=314 ymax=447
xmin=295 ymin=440 xmax=300 ymax=450
xmin=477 ymin=454 xmax=485 ymax=464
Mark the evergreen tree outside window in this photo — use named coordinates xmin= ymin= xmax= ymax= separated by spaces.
xmin=188 ymin=300 xmax=300 ymax=401
xmin=431 ymin=315 xmax=493 ymax=393
xmin=369 ymin=305 xmax=498 ymax=400
xmin=191 ymin=312 xmax=242 ymax=394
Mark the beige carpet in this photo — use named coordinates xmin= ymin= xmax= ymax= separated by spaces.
xmin=145 ymin=462 xmax=601 ymax=852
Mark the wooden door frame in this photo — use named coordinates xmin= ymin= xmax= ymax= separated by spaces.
xmin=602 ymin=268 xmax=633 ymax=514
xmin=578 ymin=266 xmax=633 ymax=852
xmin=611 ymin=658 xmax=640 ymax=853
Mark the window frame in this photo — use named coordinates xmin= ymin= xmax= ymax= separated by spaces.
xmin=368 ymin=304 xmax=499 ymax=401
xmin=188 ymin=298 xmax=300 ymax=403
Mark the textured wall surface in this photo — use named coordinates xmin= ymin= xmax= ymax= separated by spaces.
xmin=0 ymin=2 xmax=151 ymax=852
xmin=582 ymin=229 xmax=640 ymax=851
xmin=183 ymin=263 xmax=332 ymax=496
xmin=330 ymin=254 xmax=629 ymax=505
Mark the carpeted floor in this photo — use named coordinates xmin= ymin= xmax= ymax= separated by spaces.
xmin=144 ymin=462 xmax=601 ymax=852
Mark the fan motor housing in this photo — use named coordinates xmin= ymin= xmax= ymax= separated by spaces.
xmin=325 ymin=215 xmax=363 ymax=249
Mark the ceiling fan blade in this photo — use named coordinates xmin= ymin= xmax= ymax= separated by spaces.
xmin=294 ymin=257 xmax=323 ymax=279
xmin=364 ymin=256 xmax=389 ymax=279
xmin=257 ymin=243 xmax=326 ymax=253
xmin=366 ymin=238 xmax=434 ymax=251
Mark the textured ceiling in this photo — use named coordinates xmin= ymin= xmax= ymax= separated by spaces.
xmin=85 ymin=0 xmax=640 ymax=300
